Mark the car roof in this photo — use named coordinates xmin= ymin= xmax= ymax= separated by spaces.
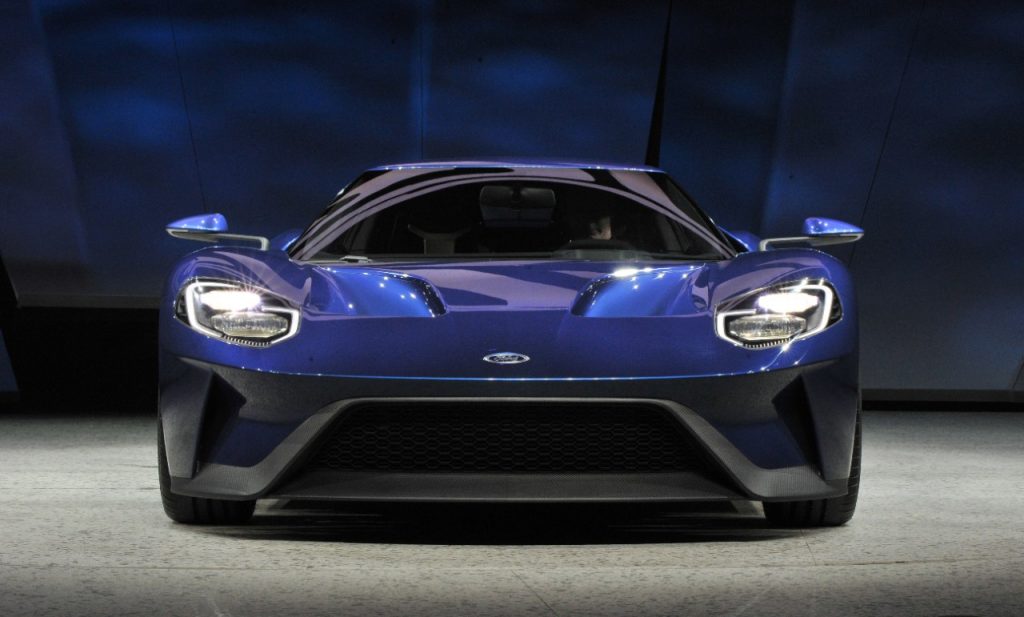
xmin=367 ymin=159 xmax=665 ymax=173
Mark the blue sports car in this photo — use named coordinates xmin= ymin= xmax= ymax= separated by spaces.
xmin=159 ymin=161 xmax=863 ymax=527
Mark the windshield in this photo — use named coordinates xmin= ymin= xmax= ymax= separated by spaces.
xmin=289 ymin=166 xmax=735 ymax=262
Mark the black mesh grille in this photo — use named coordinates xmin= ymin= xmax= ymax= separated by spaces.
xmin=309 ymin=402 xmax=717 ymax=474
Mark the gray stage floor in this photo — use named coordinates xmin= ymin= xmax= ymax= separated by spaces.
xmin=0 ymin=411 xmax=1021 ymax=617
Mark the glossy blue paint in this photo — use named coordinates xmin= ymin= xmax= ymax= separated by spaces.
xmin=160 ymin=246 xmax=856 ymax=380
xmin=166 ymin=213 xmax=227 ymax=233
xmin=159 ymin=163 xmax=860 ymax=496
xmin=159 ymin=163 xmax=857 ymax=387
xmin=802 ymin=217 xmax=862 ymax=237
xmin=571 ymin=265 xmax=706 ymax=317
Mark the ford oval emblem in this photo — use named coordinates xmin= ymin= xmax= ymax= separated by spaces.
xmin=483 ymin=352 xmax=531 ymax=365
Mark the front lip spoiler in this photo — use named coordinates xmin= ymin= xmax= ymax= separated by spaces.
xmin=269 ymin=471 xmax=745 ymax=503
xmin=168 ymin=397 xmax=846 ymax=503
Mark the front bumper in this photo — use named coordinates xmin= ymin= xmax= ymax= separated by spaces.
xmin=159 ymin=355 xmax=858 ymax=503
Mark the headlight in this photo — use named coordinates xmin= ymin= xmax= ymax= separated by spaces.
xmin=715 ymin=280 xmax=840 ymax=348
xmin=176 ymin=280 xmax=300 ymax=346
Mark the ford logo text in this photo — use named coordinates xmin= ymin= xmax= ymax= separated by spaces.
xmin=483 ymin=352 xmax=530 ymax=365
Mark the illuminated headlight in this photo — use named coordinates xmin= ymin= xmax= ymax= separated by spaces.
xmin=715 ymin=281 xmax=840 ymax=348
xmin=176 ymin=281 xmax=299 ymax=346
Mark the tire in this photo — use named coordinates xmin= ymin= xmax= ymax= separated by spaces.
xmin=157 ymin=421 xmax=256 ymax=525
xmin=763 ymin=412 xmax=861 ymax=528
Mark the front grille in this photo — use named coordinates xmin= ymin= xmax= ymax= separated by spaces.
xmin=309 ymin=402 xmax=717 ymax=474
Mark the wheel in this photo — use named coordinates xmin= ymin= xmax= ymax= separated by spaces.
xmin=763 ymin=412 xmax=861 ymax=527
xmin=157 ymin=421 xmax=256 ymax=525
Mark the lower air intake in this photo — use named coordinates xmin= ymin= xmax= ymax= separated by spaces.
xmin=309 ymin=402 xmax=717 ymax=474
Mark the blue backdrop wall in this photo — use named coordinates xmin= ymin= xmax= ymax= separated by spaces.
xmin=1 ymin=0 xmax=1021 ymax=400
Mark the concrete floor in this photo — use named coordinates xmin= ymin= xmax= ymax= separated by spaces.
xmin=0 ymin=411 xmax=1021 ymax=617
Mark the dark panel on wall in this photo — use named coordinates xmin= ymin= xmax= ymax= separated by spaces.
xmin=15 ymin=0 xmax=206 ymax=307
xmin=0 ymin=334 xmax=15 ymax=402
xmin=423 ymin=0 xmax=663 ymax=162
xmin=0 ymin=253 xmax=17 ymax=401
xmin=852 ymin=1 xmax=1024 ymax=393
xmin=0 ymin=0 xmax=89 ymax=305
xmin=172 ymin=1 xmax=422 ymax=247
xmin=660 ymin=1 xmax=794 ymax=232
xmin=761 ymin=2 xmax=920 ymax=238
xmin=764 ymin=1 xmax=1024 ymax=395
xmin=29 ymin=0 xmax=423 ymax=307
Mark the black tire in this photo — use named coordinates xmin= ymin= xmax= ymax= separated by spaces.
xmin=763 ymin=412 xmax=861 ymax=528
xmin=157 ymin=421 xmax=256 ymax=525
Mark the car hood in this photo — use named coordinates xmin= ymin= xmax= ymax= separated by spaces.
xmin=313 ymin=260 xmax=710 ymax=316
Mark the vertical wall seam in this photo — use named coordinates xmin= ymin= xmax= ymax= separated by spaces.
xmin=644 ymin=0 xmax=673 ymax=167
xmin=848 ymin=0 xmax=925 ymax=268
xmin=165 ymin=0 xmax=208 ymax=213
xmin=1011 ymin=355 xmax=1024 ymax=391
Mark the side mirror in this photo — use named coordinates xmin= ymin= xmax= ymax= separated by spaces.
xmin=759 ymin=217 xmax=863 ymax=251
xmin=166 ymin=213 xmax=269 ymax=250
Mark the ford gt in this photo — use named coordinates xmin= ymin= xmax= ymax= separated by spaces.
xmin=159 ymin=161 xmax=863 ymax=527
